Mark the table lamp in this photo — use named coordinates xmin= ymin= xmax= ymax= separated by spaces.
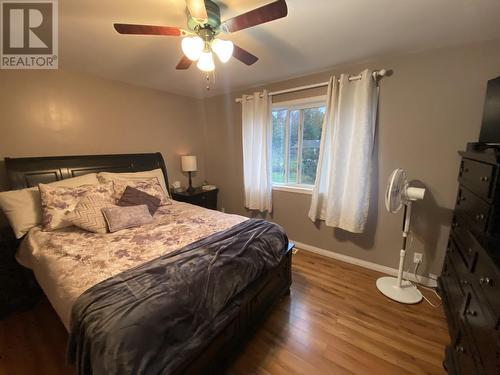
xmin=181 ymin=155 xmax=197 ymax=193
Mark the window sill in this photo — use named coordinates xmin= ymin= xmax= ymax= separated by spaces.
xmin=272 ymin=185 xmax=313 ymax=195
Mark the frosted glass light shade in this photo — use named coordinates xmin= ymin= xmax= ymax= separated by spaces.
xmin=181 ymin=155 xmax=197 ymax=172
xmin=211 ymin=38 xmax=234 ymax=63
xmin=196 ymin=51 xmax=215 ymax=72
xmin=181 ymin=36 xmax=204 ymax=61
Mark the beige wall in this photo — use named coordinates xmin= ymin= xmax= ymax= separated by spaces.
xmin=1 ymin=39 xmax=500 ymax=278
xmin=0 ymin=70 xmax=206 ymax=191
xmin=203 ymin=39 xmax=500 ymax=277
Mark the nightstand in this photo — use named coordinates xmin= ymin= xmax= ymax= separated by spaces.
xmin=171 ymin=187 xmax=219 ymax=210
xmin=0 ymin=227 xmax=40 ymax=318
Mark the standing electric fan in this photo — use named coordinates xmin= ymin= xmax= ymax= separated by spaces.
xmin=376 ymin=168 xmax=426 ymax=304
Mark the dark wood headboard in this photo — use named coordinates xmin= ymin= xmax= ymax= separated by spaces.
xmin=4 ymin=153 xmax=169 ymax=192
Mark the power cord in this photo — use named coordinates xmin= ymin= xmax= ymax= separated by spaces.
xmin=411 ymin=262 xmax=442 ymax=308
xmin=403 ymin=234 xmax=442 ymax=308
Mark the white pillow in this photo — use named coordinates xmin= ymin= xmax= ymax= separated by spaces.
xmin=0 ymin=173 xmax=100 ymax=239
xmin=97 ymin=169 xmax=169 ymax=197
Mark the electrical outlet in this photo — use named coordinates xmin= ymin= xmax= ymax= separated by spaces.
xmin=413 ymin=252 xmax=423 ymax=264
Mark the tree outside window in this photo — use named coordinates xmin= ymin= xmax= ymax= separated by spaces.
xmin=271 ymin=98 xmax=325 ymax=189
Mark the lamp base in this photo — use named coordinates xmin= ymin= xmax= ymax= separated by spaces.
xmin=376 ymin=276 xmax=422 ymax=304
xmin=186 ymin=171 xmax=195 ymax=193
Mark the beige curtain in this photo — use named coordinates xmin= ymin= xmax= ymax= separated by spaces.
xmin=241 ymin=91 xmax=272 ymax=212
xmin=308 ymin=70 xmax=379 ymax=232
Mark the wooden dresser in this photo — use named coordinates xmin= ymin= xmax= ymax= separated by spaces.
xmin=439 ymin=143 xmax=500 ymax=374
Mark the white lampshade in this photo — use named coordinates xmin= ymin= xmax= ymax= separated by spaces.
xmin=196 ymin=51 xmax=215 ymax=72
xmin=181 ymin=155 xmax=197 ymax=172
xmin=181 ymin=36 xmax=204 ymax=61
xmin=211 ymin=38 xmax=234 ymax=63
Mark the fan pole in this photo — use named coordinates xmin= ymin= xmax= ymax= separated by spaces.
xmin=376 ymin=199 xmax=422 ymax=304
xmin=396 ymin=202 xmax=412 ymax=287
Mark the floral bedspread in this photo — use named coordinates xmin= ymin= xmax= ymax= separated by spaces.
xmin=17 ymin=202 xmax=247 ymax=330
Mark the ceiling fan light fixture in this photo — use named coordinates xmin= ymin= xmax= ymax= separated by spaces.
xmin=211 ymin=38 xmax=234 ymax=63
xmin=197 ymin=51 xmax=215 ymax=72
xmin=114 ymin=0 xmax=288 ymax=73
xmin=181 ymin=36 xmax=204 ymax=61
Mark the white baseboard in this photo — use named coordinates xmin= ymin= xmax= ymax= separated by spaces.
xmin=290 ymin=240 xmax=438 ymax=288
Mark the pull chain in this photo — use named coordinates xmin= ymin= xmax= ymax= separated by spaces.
xmin=204 ymin=71 xmax=216 ymax=91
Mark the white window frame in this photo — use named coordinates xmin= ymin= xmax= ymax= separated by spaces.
xmin=271 ymin=95 xmax=326 ymax=194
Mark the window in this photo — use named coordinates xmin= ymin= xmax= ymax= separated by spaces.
xmin=271 ymin=97 xmax=325 ymax=191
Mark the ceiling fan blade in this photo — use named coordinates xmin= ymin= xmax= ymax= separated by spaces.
xmin=221 ymin=0 xmax=288 ymax=33
xmin=233 ymin=45 xmax=258 ymax=65
xmin=176 ymin=55 xmax=193 ymax=70
xmin=185 ymin=0 xmax=208 ymax=22
xmin=114 ymin=23 xmax=182 ymax=36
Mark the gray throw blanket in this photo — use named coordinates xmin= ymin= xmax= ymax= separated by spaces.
xmin=67 ymin=219 xmax=288 ymax=375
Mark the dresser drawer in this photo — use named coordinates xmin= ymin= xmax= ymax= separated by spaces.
xmin=448 ymin=238 xmax=472 ymax=290
xmin=471 ymin=248 xmax=500 ymax=321
xmin=456 ymin=187 xmax=491 ymax=233
xmin=459 ymin=158 xmax=497 ymax=201
xmin=172 ymin=189 xmax=218 ymax=210
xmin=450 ymin=324 xmax=480 ymax=375
xmin=462 ymin=290 xmax=499 ymax=375
xmin=441 ymin=248 xmax=467 ymax=338
xmin=192 ymin=191 xmax=217 ymax=209
xmin=452 ymin=215 xmax=479 ymax=271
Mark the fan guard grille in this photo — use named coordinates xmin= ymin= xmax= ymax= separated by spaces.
xmin=385 ymin=168 xmax=408 ymax=213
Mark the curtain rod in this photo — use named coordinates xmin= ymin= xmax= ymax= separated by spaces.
xmin=235 ymin=69 xmax=387 ymax=103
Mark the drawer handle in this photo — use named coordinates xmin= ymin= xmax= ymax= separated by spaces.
xmin=466 ymin=309 xmax=477 ymax=317
xmin=479 ymin=277 xmax=493 ymax=286
xmin=475 ymin=214 xmax=485 ymax=221
xmin=455 ymin=345 xmax=465 ymax=353
xmin=467 ymin=247 xmax=473 ymax=255
xmin=480 ymin=176 xmax=489 ymax=182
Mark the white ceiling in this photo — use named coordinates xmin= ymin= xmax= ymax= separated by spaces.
xmin=60 ymin=0 xmax=500 ymax=98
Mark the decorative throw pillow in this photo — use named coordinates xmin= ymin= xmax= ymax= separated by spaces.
xmin=102 ymin=205 xmax=153 ymax=233
xmin=111 ymin=178 xmax=171 ymax=206
xmin=39 ymin=182 xmax=114 ymax=231
xmin=97 ymin=169 xmax=170 ymax=197
xmin=0 ymin=173 xmax=100 ymax=239
xmin=66 ymin=195 xmax=116 ymax=234
xmin=117 ymin=186 xmax=161 ymax=215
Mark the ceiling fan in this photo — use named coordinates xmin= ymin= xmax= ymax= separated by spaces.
xmin=114 ymin=0 xmax=288 ymax=72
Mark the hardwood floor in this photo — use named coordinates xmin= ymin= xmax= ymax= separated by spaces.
xmin=229 ymin=251 xmax=448 ymax=374
xmin=0 ymin=250 xmax=449 ymax=375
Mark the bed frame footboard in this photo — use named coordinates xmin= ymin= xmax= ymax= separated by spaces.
xmin=176 ymin=244 xmax=293 ymax=374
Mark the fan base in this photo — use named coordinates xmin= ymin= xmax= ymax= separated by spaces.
xmin=376 ymin=276 xmax=423 ymax=304
xmin=187 ymin=0 xmax=221 ymax=31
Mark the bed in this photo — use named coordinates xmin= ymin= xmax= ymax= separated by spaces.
xmin=3 ymin=153 xmax=293 ymax=374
